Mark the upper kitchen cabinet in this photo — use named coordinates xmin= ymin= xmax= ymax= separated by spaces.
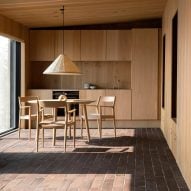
xmin=55 ymin=30 xmax=81 ymax=61
xmin=81 ymin=30 xmax=107 ymax=61
xmin=106 ymin=30 xmax=132 ymax=61
xmin=131 ymin=29 xmax=158 ymax=120
xmin=30 ymin=30 xmax=55 ymax=61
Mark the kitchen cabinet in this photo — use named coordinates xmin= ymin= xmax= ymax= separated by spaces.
xmin=131 ymin=29 xmax=158 ymax=120
xmin=27 ymin=89 xmax=52 ymax=99
xmin=27 ymin=89 xmax=53 ymax=117
xmin=30 ymin=30 xmax=55 ymax=61
xmin=106 ymin=89 xmax=131 ymax=120
xmin=106 ymin=30 xmax=132 ymax=61
xmin=30 ymin=30 xmax=81 ymax=61
xmin=79 ymin=89 xmax=105 ymax=115
xmin=55 ymin=30 xmax=81 ymax=61
xmin=81 ymin=30 xmax=106 ymax=61
xmin=80 ymin=89 xmax=131 ymax=120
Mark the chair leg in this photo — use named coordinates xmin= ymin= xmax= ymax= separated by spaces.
xmin=53 ymin=128 xmax=56 ymax=146
xmin=29 ymin=119 xmax=31 ymax=140
xmin=81 ymin=118 xmax=84 ymax=137
xmin=42 ymin=128 xmax=44 ymax=147
xmin=113 ymin=119 xmax=116 ymax=138
xmin=64 ymin=125 xmax=68 ymax=152
xmin=69 ymin=126 xmax=71 ymax=139
xmin=73 ymin=123 xmax=76 ymax=148
xmin=18 ymin=119 xmax=21 ymax=139
xmin=36 ymin=127 xmax=40 ymax=152
xmin=99 ymin=119 xmax=102 ymax=138
xmin=97 ymin=119 xmax=101 ymax=139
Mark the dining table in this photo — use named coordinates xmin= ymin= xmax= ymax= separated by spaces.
xmin=37 ymin=98 xmax=95 ymax=142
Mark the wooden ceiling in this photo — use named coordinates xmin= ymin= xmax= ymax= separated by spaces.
xmin=0 ymin=0 xmax=167 ymax=28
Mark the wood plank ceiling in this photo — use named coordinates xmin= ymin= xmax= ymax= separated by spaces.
xmin=0 ymin=0 xmax=167 ymax=28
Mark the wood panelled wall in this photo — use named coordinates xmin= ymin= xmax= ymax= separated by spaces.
xmin=0 ymin=14 xmax=27 ymax=41
xmin=30 ymin=61 xmax=131 ymax=89
xmin=0 ymin=14 xmax=29 ymax=95
xmin=161 ymin=0 xmax=191 ymax=189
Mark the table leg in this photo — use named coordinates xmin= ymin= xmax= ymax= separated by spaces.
xmin=83 ymin=104 xmax=90 ymax=142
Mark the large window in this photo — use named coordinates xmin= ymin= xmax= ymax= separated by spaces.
xmin=0 ymin=36 xmax=20 ymax=134
xmin=0 ymin=36 xmax=11 ymax=133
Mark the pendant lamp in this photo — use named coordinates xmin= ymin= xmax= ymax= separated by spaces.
xmin=43 ymin=6 xmax=81 ymax=75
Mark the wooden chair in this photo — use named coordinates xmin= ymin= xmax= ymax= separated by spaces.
xmin=36 ymin=100 xmax=76 ymax=152
xmin=18 ymin=96 xmax=39 ymax=140
xmin=81 ymin=96 xmax=116 ymax=138
xmin=80 ymin=96 xmax=100 ymax=137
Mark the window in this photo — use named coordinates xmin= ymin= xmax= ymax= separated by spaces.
xmin=162 ymin=35 xmax=166 ymax=108
xmin=171 ymin=12 xmax=178 ymax=120
xmin=0 ymin=36 xmax=21 ymax=134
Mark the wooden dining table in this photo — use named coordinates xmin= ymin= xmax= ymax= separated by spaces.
xmin=37 ymin=99 xmax=95 ymax=142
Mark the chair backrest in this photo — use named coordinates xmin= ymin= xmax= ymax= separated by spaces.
xmin=39 ymin=100 xmax=67 ymax=109
xmin=18 ymin=96 xmax=39 ymax=115
xmin=19 ymin=96 xmax=39 ymax=105
xmin=39 ymin=100 xmax=68 ymax=121
xmin=99 ymin=96 xmax=116 ymax=106
xmin=98 ymin=96 xmax=116 ymax=115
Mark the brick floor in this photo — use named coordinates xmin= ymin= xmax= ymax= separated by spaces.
xmin=0 ymin=128 xmax=189 ymax=191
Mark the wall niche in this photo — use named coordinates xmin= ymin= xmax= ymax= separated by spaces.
xmin=29 ymin=61 xmax=131 ymax=89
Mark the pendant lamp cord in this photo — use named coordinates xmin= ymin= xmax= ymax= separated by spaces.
xmin=61 ymin=6 xmax=65 ymax=53
xmin=60 ymin=6 xmax=65 ymax=88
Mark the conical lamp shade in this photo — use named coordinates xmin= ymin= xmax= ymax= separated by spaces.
xmin=43 ymin=54 xmax=81 ymax=75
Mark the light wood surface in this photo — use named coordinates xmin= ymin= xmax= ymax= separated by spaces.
xmin=55 ymin=30 xmax=81 ymax=61
xmin=27 ymin=89 xmax=52 ymax=114
xmin=81 ymin=96 xmax=117 ymax=138
xmin=106 ymin=30 xmax=132 ymax=61
xmin=36 ymin=100 xmax=76 ymax=152
xmin=106 ymin=90 xmax=131 ymax=120
xmin=27 ymin=89 xmax=52 ymax=100
xmin=80 ymin=90 xmax=105 ymax=115
xmin=161 ymin=0 xmax=191 ymax=189
xmin=0 ymin=13 xmax=28 ymax=42
xmin=80 ymin=89 xmax=132 ymax=120
xmin=0 ymin=14 xmax=29 ymax=96
xmin=18 ymin=96 xmax=39 ymax=140
xmin=30 ymin=30 xmax=55 ymax=61
xmin=131 ymin=29 xmax=158 ymax=120
xmin=0 ymin=0 xmax=166 ymax=27
xmin=81 ymin=30 xmax=106 ymax=61
xmin=29 ymin=61 xmax=131 ymax=89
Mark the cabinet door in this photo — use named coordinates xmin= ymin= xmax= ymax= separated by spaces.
xmin=106 ymin=30 xmax=132 ymax=61
xmin=27 ymin=89 xmax=52 ymax=99
xmin=79 ymin=90 xmax=105 ymax=114
xmin=30 ymin=30 xmax=55 ymax=61
xmin=106 ymin=90 xmax=132 ymax=120
xmin=55 ymin=30 xmax=81 ymax=61
xmin=27 ymin=89 xmax=53 ymax=113
xmin=132 ymin=29 xmax=158 ymax=120
xmin=81 ymin=30 xmax=106 ymax=61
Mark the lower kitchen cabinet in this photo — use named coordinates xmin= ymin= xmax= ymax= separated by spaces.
xmin=27 ymin=89 xmax=53 ymax=114
xmin=79 ymin=89 xmax=105 ymax=115
xmin=27 ymin=89 xmax=52 ymax=99
xmin=80 ymin=89 xmax=132 ymax=120
xmin=106 ymin=90 xmax=131 ymax=120
xmin=27 ymin=89 xmax=132 ymax=120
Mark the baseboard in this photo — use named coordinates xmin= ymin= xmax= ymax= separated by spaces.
xmin=76 ymin=120 xmax=160 ymax=128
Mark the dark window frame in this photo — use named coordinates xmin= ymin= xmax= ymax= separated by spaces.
xmin=10 ymin=41 xmax=21 ymax=130
xmin=162 ymin=35 xmax=166 ymax=108
xmin=171 ymin=11 xmax=178 ymax=120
